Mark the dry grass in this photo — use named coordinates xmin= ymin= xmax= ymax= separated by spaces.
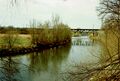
xmin=0 ymin=34 xmax=32 ymax=48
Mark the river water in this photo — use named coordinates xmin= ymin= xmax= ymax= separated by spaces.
xmin=0 ymin=36 xmax=101 ymax=81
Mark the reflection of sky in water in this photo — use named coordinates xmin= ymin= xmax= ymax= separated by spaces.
xmin=69 ymin=36 xmax=100 ymax=64
xmin=61 ymin=36 xmax=100 ymax=72
xmin=68 ymin=45 xmax=100 ymax=64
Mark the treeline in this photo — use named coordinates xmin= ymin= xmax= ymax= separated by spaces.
xmin=0 ymin=26 xmax=30 ymax=34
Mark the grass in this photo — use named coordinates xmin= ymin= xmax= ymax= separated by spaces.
xmin=0 ymin=34 xmax=31 ymax=48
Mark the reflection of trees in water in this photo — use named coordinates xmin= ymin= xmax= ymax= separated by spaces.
xmin=0 ymin=57 xmax=21 ymax=81
xmin=29 ymin=44 xmax=71 ymax=73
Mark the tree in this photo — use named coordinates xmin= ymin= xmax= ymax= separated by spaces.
xmin=3 ymin=27 xmax=19 ymax=49
xmin=98 ymin=0 xmax=120 ymax=60
xmin=63 ymin=1 xmax=120 ymax=81
xmin=98 ymin=0 xmax=120 ymax=19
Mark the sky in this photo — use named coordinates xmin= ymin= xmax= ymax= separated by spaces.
xmin=0 ymin=0 xmax=101 ymax=29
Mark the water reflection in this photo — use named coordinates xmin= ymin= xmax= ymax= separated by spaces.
xmin=0 ymin=45 xmax=71 ymax=81
xmin=28 ymin=45 xmax=71 ymax=81
xmin=72 ymin=36 xmax=94 ymax=46
xmin=0 ymin=57 xmax=20 ymax=81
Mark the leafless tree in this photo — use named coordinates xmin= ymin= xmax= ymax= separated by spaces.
xmin=3 ymin=27 xmax=19 ymax=49
xmin=63 ymin=0 xmax=120 ymax=81
xmin=98 ymin=0 xmax=120 ymax=60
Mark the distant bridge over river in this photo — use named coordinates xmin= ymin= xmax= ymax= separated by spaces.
xmin=71 ymin=28 xmax=100 ymax=36
xmin=71 ymin=28 xmax=100 ymax=32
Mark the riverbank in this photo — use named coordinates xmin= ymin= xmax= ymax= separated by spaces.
xmin=0 ymin=39 xmax=71 ymax=57
xmin=0 ymin=16 xmax=72 ymax=57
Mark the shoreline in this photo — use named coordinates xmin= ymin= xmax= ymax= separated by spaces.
xmin=0 ymin=40 xmax=71 ymax=57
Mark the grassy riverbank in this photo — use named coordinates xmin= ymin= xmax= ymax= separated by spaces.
xmin=0 ymin=34 xmax=31 ymax=48
xmin=0 ymin=17 xmax=72 ymax=56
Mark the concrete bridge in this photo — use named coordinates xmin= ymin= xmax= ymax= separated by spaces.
xmin=71 ymin=28 xmax=100 ymax=32
xmin=71 ymin=28 xmax=100 ymax=36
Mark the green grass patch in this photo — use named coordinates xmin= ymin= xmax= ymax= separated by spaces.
xmin=0 ymin=34 xmax=31 ymax=48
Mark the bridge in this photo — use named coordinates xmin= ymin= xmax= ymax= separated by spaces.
xmin=71 ymin=28 xmax=100 ymax=32
xmin=71 ymin=28 xmax=100 ymax=36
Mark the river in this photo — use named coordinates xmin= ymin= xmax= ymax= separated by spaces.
xmin=0 ymin=36 xmax=101 ymax=81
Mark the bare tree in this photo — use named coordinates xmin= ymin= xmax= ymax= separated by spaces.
xmin=3 ymin=26 xmax=19 ymax=49
xmin=98 ymin=0 xmax=120 ymax=61
xmin=63 ymin=0 xmax=120 ymax=81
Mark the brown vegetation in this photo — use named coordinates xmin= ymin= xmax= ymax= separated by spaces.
xmin=29 ymin=16 xmax=72 ymax=47
xmin=64 ymin=0 xmax=120 ymax=81
xmin=0 ymin=16 xmax=72 ymax=56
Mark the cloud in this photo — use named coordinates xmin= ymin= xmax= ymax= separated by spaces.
xmin=0 ymin=0 xmax=101 ymax=28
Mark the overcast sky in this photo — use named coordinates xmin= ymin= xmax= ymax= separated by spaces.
xmin=0 ymin=0 xmax=101 ymax=29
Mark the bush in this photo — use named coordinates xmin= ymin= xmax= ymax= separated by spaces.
xmin=30 ymin=17 xmax=72 ymax=47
